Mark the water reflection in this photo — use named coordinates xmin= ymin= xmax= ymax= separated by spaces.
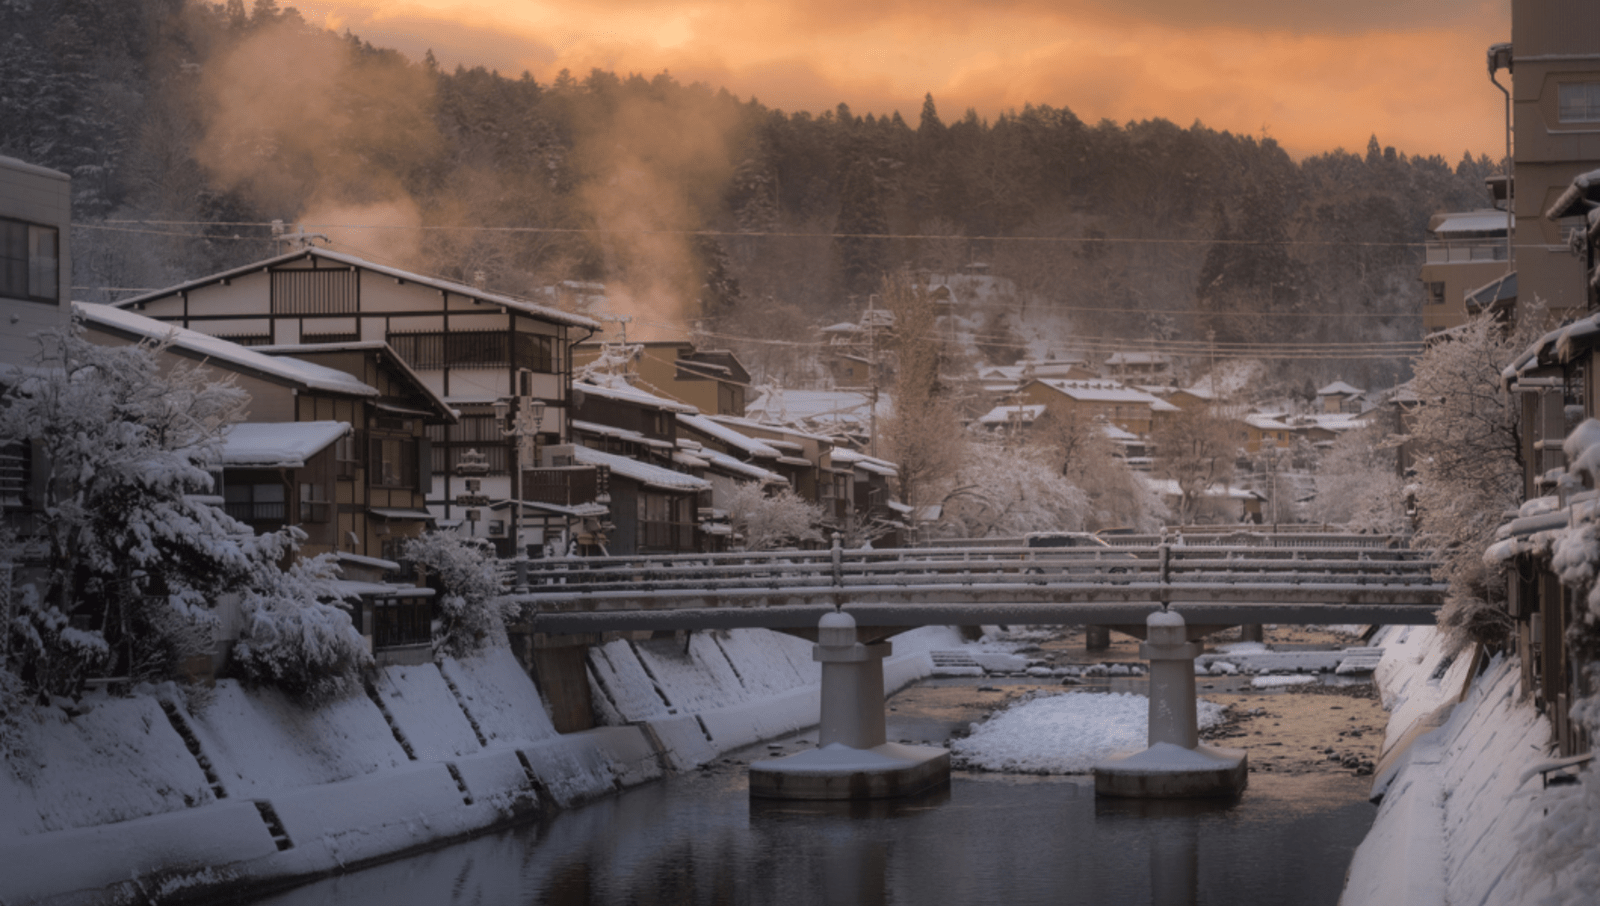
xmin=239 ymin=771 xmax=1369 ymax=906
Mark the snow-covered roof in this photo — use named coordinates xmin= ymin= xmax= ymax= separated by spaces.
xmin=745 ymin=388 xmax=888 ymax=429
xmin=570 ymin=419 xmax=674 ymax=450
xmin=682 ymin=441 xmax=788 ymax=485
xmin=1244 ymin=413 xmax=1294 ymax=432
xmin=677 ymin=413 xmax=782 ymax=459
xmin=1142 ymin=477 xmax=1264 ymax=500
xmin=829 ymin=447 xmax=898 ymax=478
xmin=253 ymin=340 xmax=456 ymax=422
xmin=220 ymin=421 xmax=350 ymax=468
xmin=571 ymin=445 xmax=711 ymax=492
xmin=1294 ymin=412 xmax=1364 ymax=433
xmin=708 ymin=413 xmax=833 ymax=444
xmin=977 ymin=404 xmax=1047 ymax=426
xmin=110 ymin=247 xmax=600 ymax=330
xmin=1428 ymin=210 xmax=1510 ymax=238
xmin=1317 ymin=380 xmax=1365 ymax=397
xmin=1030 ymin=379 xmax=1168 ymax=407
xmin=75 ymin=303 xmax=379 ymax=398
xmin=573 ymin=379 xmax=698 ymax=414
xmin=1104 ymin=352 xmax=1169 ymax=366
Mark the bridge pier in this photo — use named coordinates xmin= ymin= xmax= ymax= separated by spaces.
xmin=1094 ymin=610 xmax=1247 ymax=798
xmin=749 ymin=611 xmax=950 ymax=800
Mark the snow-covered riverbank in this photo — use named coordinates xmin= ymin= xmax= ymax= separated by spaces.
xmin=1340 ymin=626 xmax=1588 ymax=906
xmin=0 ymin=627 xmax=959 ymax=905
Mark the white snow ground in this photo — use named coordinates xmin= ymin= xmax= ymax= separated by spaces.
xmin=950 ymin=691 xmax=1226 ymax=773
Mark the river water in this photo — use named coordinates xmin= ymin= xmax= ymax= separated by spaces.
xmin=241 ymin=675 xmax=1378 ymax=906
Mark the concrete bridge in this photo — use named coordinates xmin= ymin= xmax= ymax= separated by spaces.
xmin=504 ymin=533 xmax=1446 ymax=801
xmin=508 ymin=535 xmax=1446 ymax=638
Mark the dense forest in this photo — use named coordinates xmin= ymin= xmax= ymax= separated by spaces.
xmin=1 ymin=0 xmax=1501 ymax=390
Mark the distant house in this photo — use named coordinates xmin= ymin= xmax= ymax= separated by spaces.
xmin=1104 ymin=352 xmax=1172 ymax=384
xmin=1018 ymin=379 xmax=1178 ymax=437
xmin=567 ymin=379 xmax=707 ymax=555
xmin=108 ymin=245 xmax=601 ymax=558
xmin=572 ymin=340 xmax=752 ymax=417
xmin=1243 ymin=413 xmax=1295 ymax=453
xmin=1316 ymin=380 xmax=1367 ymax=414
xmin=1145 ymin=478 xmax=1265 ymax=525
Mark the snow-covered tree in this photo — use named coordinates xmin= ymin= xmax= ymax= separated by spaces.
xmin=1309 ymin=424 xmax=1407 ymax=532
xmin=880 ymin=270 xmax=965 ymax=510
xmin=1037 ymin=412 xmax=1166 ymax=532
xmin=936 ymin=439 xmax=1091 ymax=538
xmin=1153 ymin=405 xmax=1243 ymax=525
xmin=0 ymin=327 xmax=368 ymax=699
xmin=1409 ymin=311 xmax=1545 ymax=649
xmin=724 ymin=483 xmax=826 ymax=551
xmin=404 ymin=532 xmax=511 ymax=659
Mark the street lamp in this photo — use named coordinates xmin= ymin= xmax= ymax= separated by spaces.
xmin=494 ymin=397 xmax=546 ymax=555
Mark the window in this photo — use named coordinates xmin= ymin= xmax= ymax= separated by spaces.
xmin=387 ymin=331 xmax=558 ymax=373
xmin=271 ymin=267 xmax=357 ymax=314
xmin=299 ymin=483 xmax=331 ymax=523
xmin=1426 ymin=282 xmax=1446 ymax=306
xmin=225 ymin=482 xmax=286 ymax=522
xmin=0 ymin=440 xmax=30 ymax=510
xmin=1559 ymin=82 xmax=1600 ymax=123
xmin=370 ymin=436 xmax=416 ymax=488
xmin=1 ymin=218 xmax=59 ymax=303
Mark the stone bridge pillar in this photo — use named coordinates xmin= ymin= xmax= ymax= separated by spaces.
xmin=1094 ymin=610 xmax=1247 ymax=798
xmin=749 ymin=610 xmax=949 ymax=800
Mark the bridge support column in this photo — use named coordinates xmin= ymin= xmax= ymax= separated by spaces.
xmin=1094 ymin=610 xmax=1247 ymax=798
xmin=749 ymin=611 xmax=949 ymax=800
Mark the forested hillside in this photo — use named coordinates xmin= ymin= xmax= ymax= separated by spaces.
xmin=1 ymin=0 xmax=1499 ymax=389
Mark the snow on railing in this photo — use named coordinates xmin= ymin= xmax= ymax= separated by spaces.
xmin=501 ymin=536 xmax=1444 ymax=608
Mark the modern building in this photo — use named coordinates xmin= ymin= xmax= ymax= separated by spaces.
xmin=0 ymin=156 xmax=70 ymax=368
xmin=1504 ymin=0 xmax=1600 ymax=320
xmin=1420 ymin=210 xmax=1511 ymax=333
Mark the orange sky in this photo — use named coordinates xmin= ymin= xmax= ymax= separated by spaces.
xmin=300 ymin=0 xmax=1511 ymax=161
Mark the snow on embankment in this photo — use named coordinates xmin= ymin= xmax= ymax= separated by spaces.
xmin=587 ymin=625 xmax=960 ymax=770
xmin=0 ymin=646 xmax=657 ymax=906
xmin=1341 ymin=626 xmax=1563 ymax=906
xmin=0 ymin=627 xmax=950 ymax=905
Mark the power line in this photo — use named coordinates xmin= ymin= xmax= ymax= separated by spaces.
xmin=87 ymin=218 xmax=1435 ymax=250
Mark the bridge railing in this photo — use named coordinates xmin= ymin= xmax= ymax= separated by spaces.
xmin=503 ymin=541 xmax=1442 ymax=601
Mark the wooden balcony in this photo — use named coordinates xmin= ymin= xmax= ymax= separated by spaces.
xmin=523 ymin=465 xmax=602 ymax=507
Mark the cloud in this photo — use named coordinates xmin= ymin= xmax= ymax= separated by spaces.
xmin=311 ymin=0 xmax=1510 ymax=159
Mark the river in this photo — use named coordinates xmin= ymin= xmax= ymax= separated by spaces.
xmin=237 ymin=664 xmax=1380 ymax=906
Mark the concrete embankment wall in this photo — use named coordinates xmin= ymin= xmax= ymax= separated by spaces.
xmin=0 ymin=627 xmax=952 ymax=905
xmin=1340 ymin=626 xmax=1584 ymax=906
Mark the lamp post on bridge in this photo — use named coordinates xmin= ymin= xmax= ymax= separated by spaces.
xmin=495 ymin=396 xmax=546 ymax=558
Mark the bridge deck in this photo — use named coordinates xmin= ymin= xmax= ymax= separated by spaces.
xmin=507 ymin=542 xmax=1446 ymax=634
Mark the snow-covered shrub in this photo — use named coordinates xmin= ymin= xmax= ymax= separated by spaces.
xmin=404 ymin=532 xmax=511 ymax=659
xmin=230 ymin=538 xmax=371 ymax=702
xmin=1 ymin=327 xmax=371 ymax=702
xmin=724 ymin=483 xmax=825 ymax=550
xmin=1 ymin=328 xmax=255 ymax=694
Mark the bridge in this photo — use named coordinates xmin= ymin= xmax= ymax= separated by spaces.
xmin=508 ymin=535 xmax=1446 ymax=637
xmin=503 ymin=532 xmax=1448 ymax=801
